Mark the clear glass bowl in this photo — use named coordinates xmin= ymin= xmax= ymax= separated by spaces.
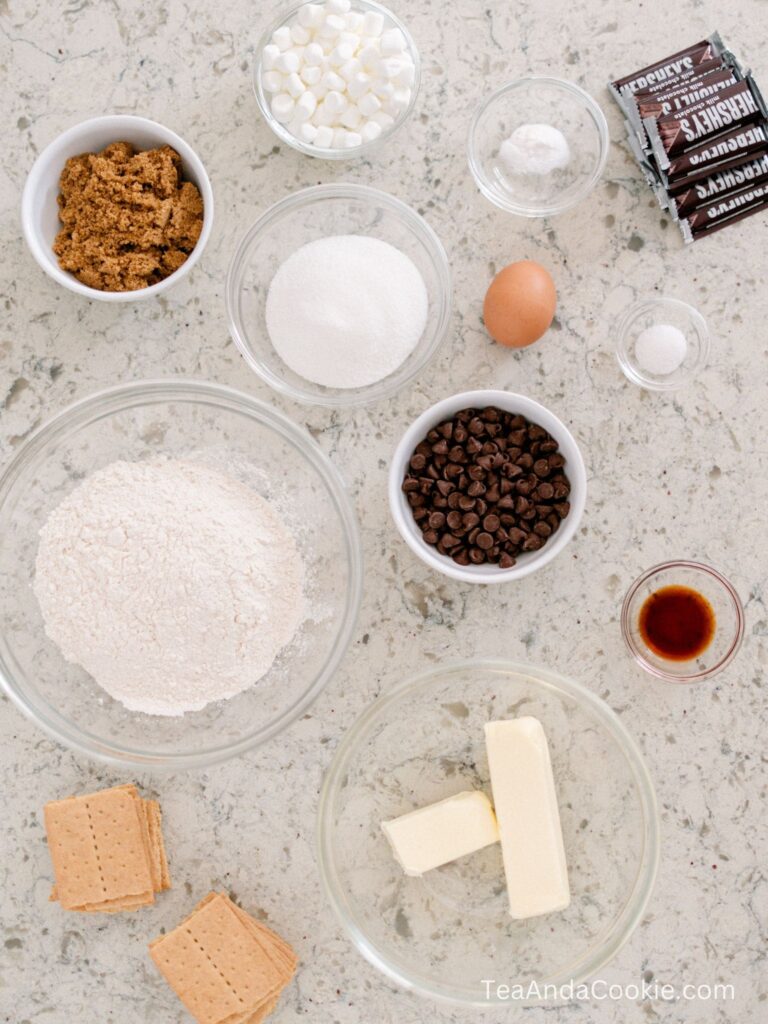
xmin=468 ymin=77 xmax=609 ymax=217
xmin=317 ymin=660 xmax=659 ymax=1006
xmin=252 ymin=0 xmax=420 ymax=160
xmin=0 ymin=380 xmax=363 ymax=769
xmin=226 ymin=183 xmax=452 ymax=407
xmin=621 ymin=561 xmax=744 ymax=682
xmin=615 ymin=297 xmax=709 ymax=391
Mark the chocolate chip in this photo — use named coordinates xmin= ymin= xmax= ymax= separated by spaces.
xmin=404 ymin=407 xmax=571 ymax=569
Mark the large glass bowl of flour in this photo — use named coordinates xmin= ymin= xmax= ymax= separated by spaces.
xmin=0 ymin=379 xmax=363 ymax=768
xmin=225 ymin=183 xmax=452 ymax=407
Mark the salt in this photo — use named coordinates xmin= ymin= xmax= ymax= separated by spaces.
xmin=634 ymin=323 xmax=688 ymax=376
xmin=498 ymin=124 xmax=571 ymax=176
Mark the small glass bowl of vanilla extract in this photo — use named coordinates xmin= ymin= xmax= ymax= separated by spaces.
xmin=621 ymin=561 xmax=744 ymax=682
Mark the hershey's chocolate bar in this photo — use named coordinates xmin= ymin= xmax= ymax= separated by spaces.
xmin=646 ymin=79 xmax=766 ymax=168
xmin=664 ymin=121 xmax=768 ymax=186
xmin=670 ymin=151 xmax=768 ymax=218
xmin=610 ymin=33 xmax=725 ymax=101
xmin=635 ymin=67 xmax=739 ymax=124
xmin=681 ymin=185 xmax=768 ymax=241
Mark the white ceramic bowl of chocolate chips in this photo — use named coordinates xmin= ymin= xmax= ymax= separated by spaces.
xmin=389 ymin=391 xmax=586 ymax=584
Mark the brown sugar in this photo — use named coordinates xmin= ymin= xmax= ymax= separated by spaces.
xmin=53 ymin=141 xmax=204 ymax=292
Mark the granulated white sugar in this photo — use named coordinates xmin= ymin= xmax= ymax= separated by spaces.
xmin=265 ymin=234 xmax=429 ymax=389
xmin=33 ymin=459 xmax=304 ymax=716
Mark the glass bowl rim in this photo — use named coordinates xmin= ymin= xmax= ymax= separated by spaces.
xmin=252 ymin=0 xmax=421 ymax=161
xmin=316 ymin=657 xmax=660 ymax=1007
xmin=0 ymin=377 xmax=364 ymax=769
xmin=614 ymin=296 xmax=710 ymax=392
xmin=467 ymin=76 xmax=610 ymax=217
xmin=620 ymin=560 xmax=744 ymax=682
xmin=225 ymin=182 xmax=453 ymax=408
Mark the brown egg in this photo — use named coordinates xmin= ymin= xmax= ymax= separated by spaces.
xmin=483 ymin=260 xmax=557 ymax=348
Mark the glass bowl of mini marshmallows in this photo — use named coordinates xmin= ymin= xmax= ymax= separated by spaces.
xmin=253 ymin=0 xmax=420 ymax=159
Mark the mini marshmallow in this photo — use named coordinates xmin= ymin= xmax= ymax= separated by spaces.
xmin=330 ymin=42 xmax=355 ymax=66
xmin=262 ymin=70 xmax=284 ymax=93
xmin=294 ymin=89 xmax=317 ymax=121
xmin=358 ymin=44 xmax=381 ymax=69
xmin=332 ymin=128 xmax=349 ymax=148
xmin=321 ymin=69 xmax=345 ymax=91
xmin=326 ymin=0 xmax=351 ymax=12
xmin=275 ymin=50 xmax=300 ymax=73
xmin=339 ymin=104 xmax=362 ymax=129
xmin=301 ymin=64 xmax=322 ymax=85
xmin=380 ymin=27 xmax=406 ymax=55
xmin=371 ymin=110 xmax=394 ymax=128
xmin=344 ymin=11 xmax=364 ymax=33
xmin=347 ymin=71 xmax=371 ymax=99
xmin=290 ymin=22 xmax=311 ymax=45
xmin=271 ymin=93 xmax=295 ymax=122
xmin=360 ymin=119 xmax=383 ymax=142
xmin=262 ymin=43 xmax=280 ymax=71
xmin=344 ymin=131 xmax=362 ymax=148
xmin=379 ymin=56 xmax=403 ymax=78
xmin=362 ymin=10 xmax=385 ymax=36
xmin=312 ymin=100 xmax=334 ymax=126
xmin=357 ymin=91 xmax=381 ymax=116
xmin=299 ymin=122 xmax=319 ymax=143
xmin=339 ymin=58 xmax=361 ymax=82
xmin=395 ymin=62 xmax=416 ymax=88
xmin=297 ymin=3 xmax=324 ymax=29
xmin=303 ymin=41 xmax=324 ymax=66
xmin=286 ymin=72 xmax=305 ymax=98
xmin=319 ymin=13 xmax=345 ymax=37
xmin=309 ymin=81 xmax=328 ymax=101
xmin=272 ymin=25 xmax=292 ymax=51
xmin=314 ymin=125 xmax=334 ymax=147
xmin=338 ymin=31 xmax=360 ymax=49
xmin=324 ymin=89 xmax=348 ymax=114
xmin=371 ymin=78 xmax=395 ymax=100
xmin=389 ymin=87 xmax=411 ymax=111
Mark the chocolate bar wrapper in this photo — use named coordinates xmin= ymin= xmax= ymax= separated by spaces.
xmin=626 ymin=60 xmax=729 ymax=138
xmin=624 ymin=125 xmax=663 ymax=189
xmin=609 ymin=32 xmax=726 ymax=113
xmin=630 ymin=66 xmax=741 ymax=145
xmin=669 ymin=151 xmax=768 ymax=219
xmin=662 ymin=121 xmax=768 ymax=189
xmin=646 ymin=78 xmax=767 ymax=169
xmin=680 ymin=181 xmax=768 ymax=241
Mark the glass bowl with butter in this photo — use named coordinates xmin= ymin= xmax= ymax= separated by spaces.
xmin=317 ymin=659 xmax=659 ymax=1006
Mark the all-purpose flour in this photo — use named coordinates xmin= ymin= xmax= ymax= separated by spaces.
xmin=33 ymin=459 xmax=304 ymax=716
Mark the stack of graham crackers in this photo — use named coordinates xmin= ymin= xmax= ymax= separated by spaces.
xmin=44 ymin=783 xmax=170 ymax=912
xmin=150 ymin=892 xmax=298 ymax=1024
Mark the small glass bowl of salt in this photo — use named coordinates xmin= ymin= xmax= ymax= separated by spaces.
xmin=615 ymin=296 xmax=709 ymax=392
xmin=467 ymin=76 xmax=609 ymax=217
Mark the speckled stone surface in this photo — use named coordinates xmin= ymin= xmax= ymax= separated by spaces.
xmin=1 ymin=0 xmax=767 ymax=1021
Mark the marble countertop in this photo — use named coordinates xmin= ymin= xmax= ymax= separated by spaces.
xmin=1 ymin=0 xmax=766 ymax=1021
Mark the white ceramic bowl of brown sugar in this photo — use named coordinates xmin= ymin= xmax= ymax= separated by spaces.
xmin=21 ymin=114 xmax=214 ymax=302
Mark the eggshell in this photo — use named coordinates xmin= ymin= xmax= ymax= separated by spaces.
xmin=483 ymin=260 xmax=556 ymax=348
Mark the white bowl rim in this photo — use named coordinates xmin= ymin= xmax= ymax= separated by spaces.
xmin=467 ymin=76 xmax=610 ymax=218
xmin=252 ymin=0 xmax=421 ymax=161
xmin=388 ymin=389 xmax=586 ymax=584
xmin=316 ymin=657 xmax=660 ymax=1007
xmin=0 ymin=377 xmax=363 ymax=769
xmin=225 ymin=181 xmax=452 ymax=408
xmin=20 ymin=114 xmax=214 ymax=302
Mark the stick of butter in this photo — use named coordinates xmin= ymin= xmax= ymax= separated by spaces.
xmin=484 ymin=717 xmax=570 ymax=919
xmin=381 ymin=791 xmax=500 ymax=876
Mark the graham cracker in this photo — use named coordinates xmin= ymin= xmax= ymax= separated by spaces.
xmin=150 ymin=893 xmax=295 ymax=1024
xmin=45 ymin=784 xmax=170 ymax=913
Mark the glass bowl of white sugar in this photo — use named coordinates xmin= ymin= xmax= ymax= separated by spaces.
xmin=0 ymin=379 xmax=363 ymax=769
xmin=253 ymin=0 xmax=420 ymax=159
xmin=468 ymin=77 xmax=609 ymax=217
xmin=226 ymin=183 xmax=452 ymax=407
